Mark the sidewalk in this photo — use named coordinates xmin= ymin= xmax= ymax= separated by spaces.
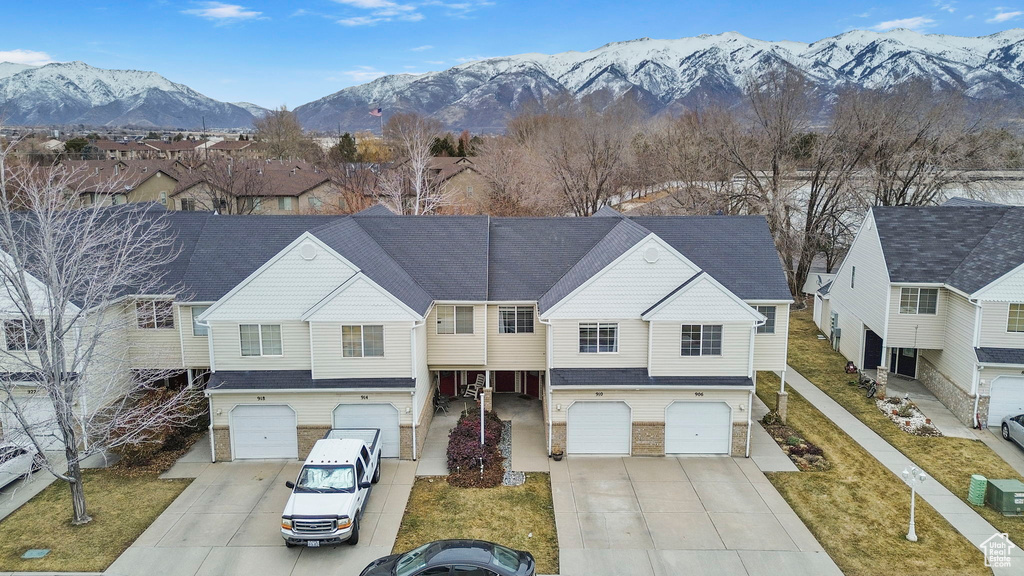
xmin=785 ymin=366 xmax=1023 ymax=575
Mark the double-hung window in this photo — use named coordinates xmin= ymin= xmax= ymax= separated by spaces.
xmin=137 ymin=300 xmax=174 ymax=329
xmin=437 ymin=305 xmax=474 ymax=334
xmin=342 ymin=325 xmax=385 ymax=357
xmin=579 ymin=322 xmax=618 ymax=353
xmin=3 ymin=319 xmax=45 ymax=351
xmin=1009 ymin=304 xmax=1024 ymax=333
xmin=191 ymin=306 xmax=210 ymax=336
xmin=239 ymin=324 xmax=282 ymax=357
xmin=899 ymin=288 xmax=938 ymax=315
xmin=498 ymin=306 xmax=534 ymax=334
xmin=681 ymin=325 xmax=723 ymax=356
xmin=755 ymin=306 xmax=776 ymax=334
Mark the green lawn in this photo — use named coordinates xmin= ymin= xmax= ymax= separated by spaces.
xmin=394 ymin=474 xmax=558 ymax=575
xmin=787 ymin=309 xmax=1024 ymax=548
xmin=0 ymin=468 xmax=190 ymax=572
xmin=758 ymin=371 xmax=987 ymax=576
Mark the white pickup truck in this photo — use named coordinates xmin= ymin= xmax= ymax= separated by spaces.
xmin=281 ymin=428 xmax=382 ymax=548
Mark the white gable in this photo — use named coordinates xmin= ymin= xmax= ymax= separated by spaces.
xmin=642 ymin=274 xmax=763 ymax=323
xmin=303 ymin=274 xmax=419 ymax=323
xmin=0 ymin=250 xmax=81 ymax=316
xmin=202 ymin=234 xmax=358 ymax=322
xmin=974 ymin=262 xmax=1024 ymax=302
xmin=543 ymin=236 xmax=700 ymax=320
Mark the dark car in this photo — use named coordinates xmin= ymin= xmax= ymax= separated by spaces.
xmin=360 ymin=539 xmax=535 ymax=576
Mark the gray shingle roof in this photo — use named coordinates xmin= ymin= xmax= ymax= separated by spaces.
xmin=872 ymin=206 xmax=1024 ymax=294
xmin=550 ymin=368 xmax=752 ymax=388
xmin=818 ymin=280 xmax=833 ymax=296
xmin=631 ymin=215 xmax=792 ymax=301
xmin=207 ymin=370 xmax=415 ymax=390
xmin=975 ymin=348 xmax=1024 ymax=365
xmin=942 ymin=197 xmax=1001 ymax=207
xmin=642 ymin=272 xmax=703 ymax=316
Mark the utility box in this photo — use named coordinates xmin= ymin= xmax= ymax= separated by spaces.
xmin=986 ymin=479 xmax=1024 ymax=516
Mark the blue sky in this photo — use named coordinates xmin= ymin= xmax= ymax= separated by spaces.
xmin=3 ymin=0 xmax=1023 ymax=108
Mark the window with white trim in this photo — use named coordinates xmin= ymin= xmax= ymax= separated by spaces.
xmin=899 ymin=288 xmax=938 ymax=315
xmin=278 ymin=197 xmax=294 ymax=211
xmin=342 ymin=325 xmax=385 ymax=357
xmin=136 ymin=300 xmax=174 ymax=329
xmin=3 ymin=319 xmax=45 ymax=351
xmin=1009 ymin=303 xmax=1024 ymax=333
xmin=191 ymin=306 xmax=210 ymax=336
xmin=498 ymin=306 xmax=534 ymax=334
xmin=437 ymin=305 xmax=474 ymax=334
xmin=239 ymin=324 xmax=282 ymax=356
xmin=756 ymin=306 xmax=776 ymax=334
xmin=681 ymin=324 xmax=723 ymax=356
xmin=579 ymin=322 xmax=617 ymax=353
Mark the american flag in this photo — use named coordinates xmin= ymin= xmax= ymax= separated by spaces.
xmin=369 ymin=108 xmax=383 ymax=117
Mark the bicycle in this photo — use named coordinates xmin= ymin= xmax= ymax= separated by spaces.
xmin=847 ymin=372 xmax=878 ymax=398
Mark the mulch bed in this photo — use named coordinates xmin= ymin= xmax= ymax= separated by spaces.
xmin=761 ymin=415 xmax=831 ymax=472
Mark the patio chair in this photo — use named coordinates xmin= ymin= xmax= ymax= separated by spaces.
xmin=464 ymin=374 xmax=484 ymax=398
xmin=433 ymin=390 xmax=450 ymax=415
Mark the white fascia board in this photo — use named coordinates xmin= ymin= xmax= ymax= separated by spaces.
xmin=550 ymin=384 xmax=754 ymax=391
xmin=541 ymin=233 xmax=701 ymax=319
xmin=197 ymin=232 xmax=358 ymax=323
xmin=642 ymin=272 xmax=765 ymax=323
xmin=206 ymin=387 xmax=415 ymax=395
xmin=744 ymin=299 xmax=796 ymax=304
xmin=300 ymin=271 xmax=422 ymax=321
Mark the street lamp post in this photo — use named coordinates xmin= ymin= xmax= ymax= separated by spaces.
xmin=902 ymin=466 xmax=928 ymax=542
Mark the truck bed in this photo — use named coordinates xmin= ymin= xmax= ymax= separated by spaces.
xmin=323 ymin=428 xmax=380 ymax=456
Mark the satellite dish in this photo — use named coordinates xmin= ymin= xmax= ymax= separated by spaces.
xmin=644 ymin=246 xmax=660 ymax=263
xmin=299 ymin=243 xmax=317 ymax=261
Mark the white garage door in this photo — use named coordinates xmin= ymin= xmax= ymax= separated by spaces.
xmin=231 ymin=405 xmax=298 ymax=460
xmin=989 ymin=377 xmax=1024 ymax=427
xmin=1 ymin=394 xmax=63 ymax=451
xmin=567 ymin=401 xmax=631 ymax=454
xmin=665 ymin=401 xmax=732 ymax=454
xmin=333 ymin=404 xmax=400 ymax=458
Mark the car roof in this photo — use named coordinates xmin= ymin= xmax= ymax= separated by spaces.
xmin=422 ymin=540 xmax=499 ymax=567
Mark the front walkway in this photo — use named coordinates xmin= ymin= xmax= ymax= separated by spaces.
xmin=881 ymin=375 xmax=976 ymax=439
xmin=786 ymin=366 xmax=1024 ymax=575
xmin=552 ymin=456 xmax=840 ymax=576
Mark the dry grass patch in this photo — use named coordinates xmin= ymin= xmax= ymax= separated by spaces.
xmin=0 ymin=469 xmax=189 ymax=572
xmin=788 ymin=309 xmax=1024 ymax=547
xmin=759 ymin=371 xmax=987 ymax=576
xmin=394 ymin=474 xmax=557 ymax=574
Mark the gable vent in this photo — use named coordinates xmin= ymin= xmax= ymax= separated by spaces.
xmin=299 ymin=243 xmax=317 ymax=261
xmin=644 ymin=246 xmax=660 ymax=264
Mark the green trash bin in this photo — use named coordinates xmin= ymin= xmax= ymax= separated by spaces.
xmin=968 ymin=474 xmax=987 ymax=506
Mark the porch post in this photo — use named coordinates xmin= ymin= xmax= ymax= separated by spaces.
xmin=776 ymin=368 xmax=788 ymax=423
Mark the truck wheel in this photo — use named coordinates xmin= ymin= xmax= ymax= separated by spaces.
xmin=347 ymin=517 xmax=360 ymax=545
xmin=372 ymin=456 xmax=381 ymax=484
xmin=285 ymin=541 xmax=296 ymax=548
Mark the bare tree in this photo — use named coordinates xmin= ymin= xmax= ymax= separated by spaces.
xmin=473 ymin=137 xmax=551 ymax=216
xmin=254 ymin=106 xmax=309 ymax=160
xmin=381 ymin=113 xmax=449 ymax=215
xmin=178 ymin=158 xmax=271 ymax=214
xmin=0 ymin=139 xmax=201 ymax=525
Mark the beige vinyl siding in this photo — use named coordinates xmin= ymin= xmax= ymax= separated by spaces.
xmin=210 ymin=320 xmax=311 ymax=371
xmin=753 ymin=303 xmax=789 ymax=371
xmin=549 ymin=319 xmax=647 ymax=369
xmin=486 ymin=305 xmax=546 ymax=370
xmin=829 ymin=212 xmax=890 ymax=336
xmin=886 ymin=287 xmax=947 ymax=349
xmin=414 ymin=322 xmax=431 ymax=416
xmin=980 ymin=301 xmax=1024 ymax=349
xmin=832 ymin=302 xmax=866 ymax=367
xmin=426 ymin=304 xmax=486 ymax=366
xmin=128 ymin=302 xmax=183 ymax=369
xmin=549 ymin=388 xmax=749 ymax=423
xmin=310 ymin=321 xmax=412 ymax=379
xmin=211 ymin=391 xmax=414 ymax=427
xmin=919 ymin=291 xmax=978 ymax=392
xmin=649 ymin=322 xmax=750 ymax=377
xmin=180 ymin=305 xmax=211 ymax=368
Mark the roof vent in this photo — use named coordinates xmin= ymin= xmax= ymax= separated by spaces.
xmin=644 ymin=246 xmax=660 ymax=264
xmin=299 ymin=242 xmax=317 ymax=261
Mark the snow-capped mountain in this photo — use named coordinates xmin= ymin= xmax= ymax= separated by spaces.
xmin=0 ymin=61 xmax=257 ymax=129
xmin=232 ymin=102 xmax=270 ymax=118
xmin=296 ymin=28 xmax=1024 ymax=132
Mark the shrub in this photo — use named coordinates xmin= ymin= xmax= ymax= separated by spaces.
xmin=785 ymin=435 xmax=803 ymax=446
xmin=762 ymin=411 xmax=783 ymax=426
xmin=896 ymin=404 xmax=914 ymax=418
xmin=447 ymin=408 xmax=505 ymax=488
xmin=886 ymin=397 xmax=901 ymax=405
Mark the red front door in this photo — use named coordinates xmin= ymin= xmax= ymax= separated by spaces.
xmin=439 ymin=371 xmax=456 ymax=396
xmin=495 ymin=371 xmax=516 ymax=393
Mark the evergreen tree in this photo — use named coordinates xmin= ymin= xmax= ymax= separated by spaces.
xmin=430 ymin=133 xmax=456 ymax=156
xmin=329 ymin=132 xmax=359 ymax=163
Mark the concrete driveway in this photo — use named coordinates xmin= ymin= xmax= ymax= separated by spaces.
xmin=552 ymin=456 xmax=842 ymax=576
xmin=106 ymin=458 xmax=417 ymax=576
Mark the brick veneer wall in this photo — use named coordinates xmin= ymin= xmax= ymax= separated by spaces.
xmin=298 ymin=426 xmax=330 ymax=459
xmin=414 ymin=387 xmax=436 ymax=459
xmin=550 ymin=422 xmax=566 ymax=455
xmin=632 ymin=422 xmax=665 ymax=456
xmin=213 ymin=426 xmax=230 ymax=461
xmin=731 ymin=422 xmax=748 ymax=457
xmin=400 ymin=425 xmax=413 ymax=460
xmin=918 ymin=358 xmax=977 ymax=426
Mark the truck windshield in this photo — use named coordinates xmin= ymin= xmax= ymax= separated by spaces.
xmin=294 ymin=465 xmax=355 ymax=493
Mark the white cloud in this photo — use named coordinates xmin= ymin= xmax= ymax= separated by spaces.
xmin=337 ymin=15 xmax=387 ymax=25
xmin=870 ymin=16 xmax=937 ymax=31
xmin=332 ymin=0 xmax=422 ymax=24
xmin=988 ymin=10 xmax=1023 ymax=23
xmin=0 ymin=49 xmax=55 ymax=66
xmin=455 ymin=55 xmax=492 ymax=63
xmin=330 ymin=65 xmax=390 ymax=82
xmin=411 ymin=45 xmax=434 ymax=51
xmin=425 ymin=60 xmax=445 ymax=65
xmin=934 ymin=1 xmax=956 ymax=13
xmin=182 ymin=2 xmax=264 ymax=22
